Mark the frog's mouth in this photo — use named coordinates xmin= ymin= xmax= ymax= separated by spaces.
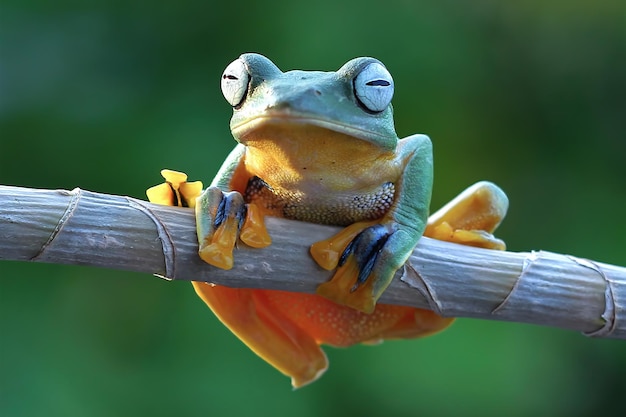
xmin=231 ymin=112 xmax=395 ymax=150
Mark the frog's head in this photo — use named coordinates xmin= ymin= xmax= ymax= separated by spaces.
xmin=220 ymin=53 xmax=398 ymax=152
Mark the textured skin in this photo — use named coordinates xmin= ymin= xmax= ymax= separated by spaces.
xmin=244 ymin=176 xmax=395 ymax=226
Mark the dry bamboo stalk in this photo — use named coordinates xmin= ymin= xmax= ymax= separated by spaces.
xmin=1 ymin=185 xmax=624 ymax=339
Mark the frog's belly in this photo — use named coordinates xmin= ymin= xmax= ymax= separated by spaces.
xmin=244 ymin=176 xmax=395 ymax=226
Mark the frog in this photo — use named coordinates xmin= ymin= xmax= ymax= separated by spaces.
xmin=146 ymin=53 xmax=508 ymax=388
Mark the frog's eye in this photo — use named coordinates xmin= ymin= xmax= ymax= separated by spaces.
xmin=354 ymin=62 xmax=394 ymax=113
xmin=221 ymin=58 xmax=250 ymax=107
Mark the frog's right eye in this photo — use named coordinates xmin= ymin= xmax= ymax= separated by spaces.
xmin=353 ymin=62 xmax=394 ymax=113
xmin=221 ymin=59 xmax=250 ymax=107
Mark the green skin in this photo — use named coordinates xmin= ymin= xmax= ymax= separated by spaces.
xmin=196 ymin=53 xmax=434 ymax=312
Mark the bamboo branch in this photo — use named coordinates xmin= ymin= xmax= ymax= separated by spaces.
xmin=1 ymin=184 xmax=624 ymax=339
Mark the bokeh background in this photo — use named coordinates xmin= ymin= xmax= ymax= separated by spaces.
xmin=1 ymin=1 xmax=624 ymax=416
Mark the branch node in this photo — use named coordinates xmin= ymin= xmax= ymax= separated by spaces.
xmin=401 ymin=263 xmax=445 ymax=315
xmin=492 ymin=250 xmax=538 ymax=314
xmin=31 ymin=187 xmax=82 ymax=261
xmin=127 ymin=198 xmax=177 ymax=278
xmin=572 ymin=256 xmax=617 ymax=338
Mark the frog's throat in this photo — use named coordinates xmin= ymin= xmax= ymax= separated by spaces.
xmin=231 ymin=114 xmax=395 ymax=150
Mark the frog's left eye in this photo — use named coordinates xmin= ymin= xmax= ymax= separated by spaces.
xmin=221 ymin=58 xmax=250 ymax=107
xmin=354 ymin=62 xmax=394 ymax=113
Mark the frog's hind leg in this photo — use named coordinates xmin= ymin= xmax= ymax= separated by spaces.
xmin=146 ymin=169 xmax=203 ymax=208
xmin=192 ymin=283 xmax=328 ymax=389
xmin=425 ymin=181 xmax=508 ymax=249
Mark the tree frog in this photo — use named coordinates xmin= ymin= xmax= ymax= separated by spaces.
xmin=147 ymin=53 xmax=508 ymax=388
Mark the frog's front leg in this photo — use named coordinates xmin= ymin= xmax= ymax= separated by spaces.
xmin=195 ymin=188 xmax=271 ymax=269
xmin=312 ymin=134 xmax=433 ymax=313
xmin=194 ymin=144 xmax=271 ymax=269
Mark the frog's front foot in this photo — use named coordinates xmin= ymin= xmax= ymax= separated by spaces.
xmin=195 ymin=187 xmax=271 ymax=270
xmin=312 ymin=219 xmax=415 ymax=314
xmin=311 ymin=182 xmax=509 ymax=314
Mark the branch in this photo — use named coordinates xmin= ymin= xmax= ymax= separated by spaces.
xmin=1 ymin=185 xmax=624 ymax=339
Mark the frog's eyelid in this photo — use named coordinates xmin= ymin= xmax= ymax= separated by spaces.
xmin=221 ymin=58 xmax=250 ymax=107
xmin=353 ymin=62 xmax=394 ymax=113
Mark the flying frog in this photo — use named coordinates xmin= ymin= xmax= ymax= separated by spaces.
xmin=147 ymin=53 xmax=508 ymax=388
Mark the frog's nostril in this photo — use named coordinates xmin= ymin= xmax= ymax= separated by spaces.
xmin=314 ymin=90 xmax=322 ymax=96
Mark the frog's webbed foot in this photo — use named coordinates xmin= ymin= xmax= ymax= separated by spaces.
xmin=311 ymin=220 xmax=415 ymax=314
xmin=192 ymin=283 xmax=328 ymax=388
xmin=196 ymin=187 xmax=271 ymax=270
xmin=425 ymin=181 xmax=508 ymax=250
xmin=146 ymin=169 xmax=203 ymax=208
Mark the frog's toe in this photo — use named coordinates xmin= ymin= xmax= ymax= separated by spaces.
xmin=177 ymin=180 xmax=203 ymax=208
xmin=146 ymin=182 xmax=177 ymax=206
xmin=198 ymin=221 xmax=239 ymax=269
xmin=146 ymin=169 xmax=203 ymax=208
xmin=427 ymin=222 xmax=506 ymax=250
xmin=317 ymin=224 xmax=405 ymax=314
xmin=425 ymin=181 xmax=508 ymax=250
xmin=239 ymin=203 xmax=272 ymax=248
xmin=316 ymin=251 xmax=367 ymax=310
xmin=196 ymin=188 xmax=247 ymax=270
xmin=310 ymin=220 xmax=377 ymax=270
xmin=196 ymin=187 xmax=271 ymax=269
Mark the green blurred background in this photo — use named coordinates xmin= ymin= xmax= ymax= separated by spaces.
xmin=1 ymin=0 xmax=624 ymax=416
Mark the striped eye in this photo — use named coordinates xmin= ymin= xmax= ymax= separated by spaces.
xmin=354 ymin=62 xmax=394 ymax=113
xmin=221 ymin=58 xmax=250 ymax=107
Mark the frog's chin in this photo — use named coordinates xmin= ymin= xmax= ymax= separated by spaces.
xmin=231 ymin=114 xmax=394 ymax=149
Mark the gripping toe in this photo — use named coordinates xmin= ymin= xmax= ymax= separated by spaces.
xmin=425 ymin=181 xmax=508 ymax=250
xmin=196 ymin=187 xmax=272 ymax=270
xmin=314 ymin=222 xmax=399 ymax=314
xmin=146 ymin=169 xmax=203 ymax=208
xmin=310 ymin=220 xmax=377 ymax=270
xmin=239 ymin=203 xmax=272 ymax=248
